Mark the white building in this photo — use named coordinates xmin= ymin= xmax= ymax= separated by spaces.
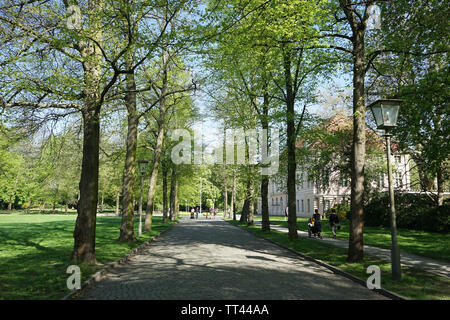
xmin=257 ymin=115 xmax=412 ymax=217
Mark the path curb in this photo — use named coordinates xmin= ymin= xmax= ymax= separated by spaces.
xmin=61 ymin=220 xmax=179 ymax=300
xmin=225 ymin=220 xmax=407 ymax=301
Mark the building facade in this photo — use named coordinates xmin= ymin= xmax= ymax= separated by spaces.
xmin=257 ymin=153 xmax=411 ymax=217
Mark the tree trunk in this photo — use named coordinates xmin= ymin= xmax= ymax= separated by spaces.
xmin=224 ymin=185 xmax=228 ymax=219
xmin=144 ymin=47 xmax=168 ymax=231
xmin=282 ymin=45 xmax=298 ymax=239
xmin=169 ymin=167 xmax=178 ymax=221
xmin=261 ymin=92 xmax=270 ymax=232
xmin=71 ymin=109 xmax=100 ymax=264
xmin=162 ymin=163 xmax=169 ymax=223
xmin=8 ymin=194 xmax=13 ymax=212
xmin=261 ymin=176 xmax=270 ymax=232
xmin=118 ymin=54 xmax=138 ymax=242
xmin=71 ymin=0 xmax=104 ymax=264
xmin=115 ymin=192 xmax=120 ymax=216
xmin=240 ymin=199 xmax=249 ymax=223
xmin=348 ymin=29 xmax=366 ymax=263
xmin=247 ymin=176 xmax=255 ymax=226
xmin=436 ymin=166 xmax=444 ymax=206
xmin=231 ymin=169 xmax=236 ymax=220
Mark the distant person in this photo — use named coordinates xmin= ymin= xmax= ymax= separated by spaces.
xmin=195 ymin=207 xmax=199 ymax=219
xmin=329 ymin=208 xmax=340 ymax=239
xmin=190 ymin=208 xmax=195 ymax=219
xmin=284 ymin=206 xmax=288 ymax=221
xmin=313 ymin=208 xmax=322 ymax=239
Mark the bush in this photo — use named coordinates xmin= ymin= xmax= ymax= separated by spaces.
xmin=364 ymin=192 xmax=450 ymax=233
xmin=325 ymin=203 xmax=350 ymax=221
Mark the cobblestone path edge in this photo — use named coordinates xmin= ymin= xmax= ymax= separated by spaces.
xmin=61 ymin=221 xmax=179 ymax=300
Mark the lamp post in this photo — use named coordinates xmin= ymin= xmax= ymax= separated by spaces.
xmin=137 ymin=160 xmax=149 ymax=237
xmin=368 ymin=99 xmax=402 ymax=281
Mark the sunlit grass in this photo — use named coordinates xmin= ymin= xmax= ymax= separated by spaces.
xmin=0 ymin=214 xmax=176 ymax=299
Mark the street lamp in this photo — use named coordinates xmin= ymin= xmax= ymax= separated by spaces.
xmin=368 ymin=99 xmax=402 ymax=281
xmin=137 ymin=160 xmax=149 ymax=237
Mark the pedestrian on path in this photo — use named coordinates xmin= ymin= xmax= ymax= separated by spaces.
xmin=313 ymin=209 xmax=323 ymax=239
xmin=190 ymin=208 xmax=195 ymax=219
xmin=195 ymin=207 xmax=199 ymax=219
xmin=284 ymin=206 xmax=288 ymax=221
xmin=329 ymin=208 xmax=340 ymax=239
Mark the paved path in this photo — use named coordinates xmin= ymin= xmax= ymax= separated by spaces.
xmin=253 ymin=220 xmax=450 ymax=279
xmin=76 ymin=217 xmax=386 ymax=300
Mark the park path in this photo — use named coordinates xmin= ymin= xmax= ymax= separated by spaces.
xmin=76 ymin=217 xmax=386 ymax=300
xmin=253 ymin=220 xmax=450 ymax=279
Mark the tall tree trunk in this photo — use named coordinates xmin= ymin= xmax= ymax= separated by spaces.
xmin=224 ymin=185 xmax=228 ymax=219
xmin=261 ymin=176 xmax=270 ymax=232
xmin=118 ymin=51 xmax=138 ymax=242
xmin=144 ymin=126 xmax=164 ymax=231
xmin=283 ymin=45 xmax=298 ymax=239
xmin=8 ymin=194 xmax=13 ymax=212
xmin=348 ymin=28 xmax=366 ymax=262
xmin=240 ymin=199 xmax=249 ymax=223
xmin=247 ymin=175 xmax=255 ymax=226
xmin=261 ymin=91 xmax=270 ymax=232
xmin=144 ymin=47 xmax=168 ymax=231
xmin=231 ymin=169 xmax=236 ymax=220
xmin=71 ymin=0 xmax=104 ymax=264
xmin=26 ymin=198 xmax=31 ymax=214
xmin=162 ymin=163 xmax=169 ymax=223
xmin=72 ymin=109 xmax=100 ymax=264
xmin=115 ymin=192 xmax=120 ymax=216
xmin=169 ymin=167 xmax=178 ymax=221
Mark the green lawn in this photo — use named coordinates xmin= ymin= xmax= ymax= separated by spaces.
xmin=228 ymin=220 xmax=450 ymax=300
xmin=252 ymin=215 xmax=450 ymax=262
xmin=0 ymin=214 xmax=176 ymax=300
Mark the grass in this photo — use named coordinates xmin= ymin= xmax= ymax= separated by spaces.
xmin=252 ymin=215 xmax=450 ymax=262
xmin=0 ymin=213 xmax=177 ymax=300
xmin=227 ymin=219 xmax=450 ymax=300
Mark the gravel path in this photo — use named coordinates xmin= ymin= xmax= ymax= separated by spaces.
xmin=76 ymin=217 xmax=387 ymax=300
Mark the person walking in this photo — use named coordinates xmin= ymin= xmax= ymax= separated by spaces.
xmin=190 ymin=207 xmax=195 ymax=219
xmin=195 ymin=207 xmax=199 ymax=219
xmin=329 ymin=208 xmax=340 ymax=239
xmin=313 ymin=208 xmax=323 ymax=239
xmin=284 ymin=206 xmax=288 ymax=221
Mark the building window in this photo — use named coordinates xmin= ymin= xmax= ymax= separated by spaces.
xmin=297 ymin=200 xmax=299 ymax=213
xmin=307 ymin=199 xmax=310 ymax=213
xmin=339 ymin=173 xmax=349 ymax=187
xmin=301 ymin=200 xmax=304 ymax=212
xmin=378 ymin=172 xmax=385 ymax=188
xmin=395 ymin=155 xmax=402 ymax=164
xmin=301 ymin=174 xmax=304 ymax=189
xmin=395 ymin=172 xmax=403 ymax=188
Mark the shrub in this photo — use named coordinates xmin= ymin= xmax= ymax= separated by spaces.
xmin=325 ymin=203 xmax=350 ymax=221
xmin=364 ymin=192 xmax=450 ymax=233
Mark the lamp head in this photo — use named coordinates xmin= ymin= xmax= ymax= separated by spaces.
xmin=367 ymin=99 xmax=402 ymax=130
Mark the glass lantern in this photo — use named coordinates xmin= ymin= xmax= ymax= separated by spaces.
xmin=367 ymin=99 xmax=402 ymax=130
